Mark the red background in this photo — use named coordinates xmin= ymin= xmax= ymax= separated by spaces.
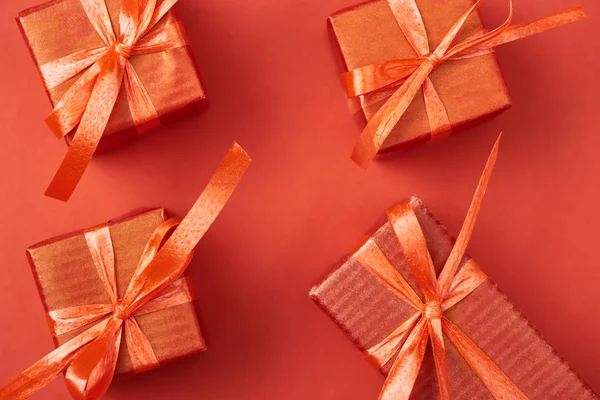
xmin=0 ymin=0 xmax=599 ymax=398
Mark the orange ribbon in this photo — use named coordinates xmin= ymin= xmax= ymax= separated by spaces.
xmin=355 ymin=135 xmax=528 ymax=399
xmin=348 ymin=0 xmax=587 ymax=169
xmin=0 ymin=142 xmax=251 ymax=399
xmin=42 ymin=0 xmax=189 ymax=202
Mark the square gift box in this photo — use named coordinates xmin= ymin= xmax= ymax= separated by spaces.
xmin=310 ymin=197 xmax=597 ymax=399
xmin=17 ymin=0 xmax=207 ymax=152
xmin=329 ymin=0 xmax=512 ymax=153
xmin=27 ymin=208 xmax=206 ymax=378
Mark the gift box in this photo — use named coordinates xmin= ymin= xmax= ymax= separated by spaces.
xmin=17 ymin=0 xmax=208 ymax=201
xmin=0 ymin=142 xmax=251 ymax=399
xmin=310 ymin=136 xmax=596 ymax=398
xmin=330 ymin=0 xmax=511 ymax=152
xmin=17 ymin=0 xmax=206 ymax=153
xmin=330 ymin=0 xmax=587 ymax=168
xmin=310 ymin=197 xmax=597 ymax=399
xmin=26 ymin=208 xmax=206 ymax=378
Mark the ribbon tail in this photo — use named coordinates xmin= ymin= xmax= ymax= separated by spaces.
xmin=0 ymin=320 xmax=107 ymax=400
xmin=442 ymin=317 xmax=528 ymax=400
xmin=124 ymin=317 xmax=160 ymax=373
xmin=123 ymin=142 xmax=251 ymax=312
xmin=429 ymin=318 xmax=451 ymax=400
xmin=379 ymin=317 xmax=429 ymax=400
xmin=351 ymin=61 xmax=433 ymax=169
xmin=44 ymin=55 xmax=124 ymax=202
xmin=437 ymin=134 xmax=500 ymax=299
xmin=454 ymin=7 xmax=588 ymax=58
xmin=123 ymin=62 xmax=160 ymax=133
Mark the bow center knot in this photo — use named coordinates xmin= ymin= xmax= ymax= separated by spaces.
xmin=424 ymin=301 xmax=443 ymax=319
xmin=113 ymin=301 xmax=130 ymax=321
xmin=112 ymin=43 xmax=133 ymax=59
xmin=424 ymin=53 xmax=442 ymax=68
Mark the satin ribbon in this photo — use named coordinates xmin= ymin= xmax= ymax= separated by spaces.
xmin=354 ymin=135 xmax=527 ymax=399
xmin=42 ymin=0 xmax=189 ymax=202
xmin=348 ymin=0 xmax=587 ymax=169
xmin=0 ymin=142 xmax=251 ymax=400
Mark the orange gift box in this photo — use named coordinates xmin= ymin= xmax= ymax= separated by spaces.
xmin=17 ymin=0 xmax=207 ymax=154
xmin=310 ymin=197 xmax=597 ymax=399
xmin=330 ymin=0 xmax=512 ymax=153
xmin=26 ymin=208 xmax=207 ymax=379
xmin=330 ymin=0 xmax=587 ymax=168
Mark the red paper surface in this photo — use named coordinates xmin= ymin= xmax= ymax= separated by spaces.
xmin=0 ymin=0 xmax=598 ymax=399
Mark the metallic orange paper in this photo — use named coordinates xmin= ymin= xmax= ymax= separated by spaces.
xmin=25 ymin=208 xmax=206 ymax=380
xmin=17 ymin=0 xmax=207 ymax=201
xmin=310 ymin=140 xmax=597 ymax=398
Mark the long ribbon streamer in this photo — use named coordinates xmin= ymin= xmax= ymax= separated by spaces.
xmin=355 ymin=135 xmax=528 ymax=399
xmin=348 ymin=0 xmax=587 ymax=168
xmin=0 ymin=142 xmax=251 ymax=399
xmin=42 ymin=0 xmax=189 ymax=202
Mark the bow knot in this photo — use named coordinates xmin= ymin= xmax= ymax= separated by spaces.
xmin=423 ymin=52 xmax=442 ymax=69
xmin=112 ymin=42 xmax=133 ymax=59
xmin=113 ymin=301 xmax=130 ymax=320
xmin=423 ymin=300 xmax=442 ymax=319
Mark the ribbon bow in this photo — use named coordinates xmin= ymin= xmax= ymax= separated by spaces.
xmin=348 ymin=0 xmax=587 ymax=168
xmin=0 ymin=142 xmax=251 ymax=399
xmin=42 ymin=0 xmax=189 ymax=202
xmin=355 ymin=135 xmax=528 ymax=399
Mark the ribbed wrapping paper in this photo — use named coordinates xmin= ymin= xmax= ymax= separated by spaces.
xmin=328 ymin=0 xmax=512 ymax=153
xmin=311 ymin=198 xmax=597 ymax=399
xmin=17 ymin=0 xmax=207 ymax=152
xmin=26 ymin=208 xmax=206 ymax=378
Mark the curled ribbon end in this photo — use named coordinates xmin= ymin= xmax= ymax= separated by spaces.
xmin=351 ymin=144 xmax=375 ymax=170
xmin=45 ymin=115 xmax=68 ymax=139
xmin=572 ymin=6 xmax=589 ymax=19
xmin=44 ymin=186 xmax=72 ymax=203
xmin=230 ymin=141 xmax=252 ymax=164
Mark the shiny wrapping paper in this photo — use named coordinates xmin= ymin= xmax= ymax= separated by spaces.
xmin=310 ymin=197 xmax=597 ymax=399
xmin=17 ymin=0 xmax=206 ymax=152
xmin=329 ymin=0 xmax=512 ymax=152
xmin=26 ymin=208 xmax=206 ymax=378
